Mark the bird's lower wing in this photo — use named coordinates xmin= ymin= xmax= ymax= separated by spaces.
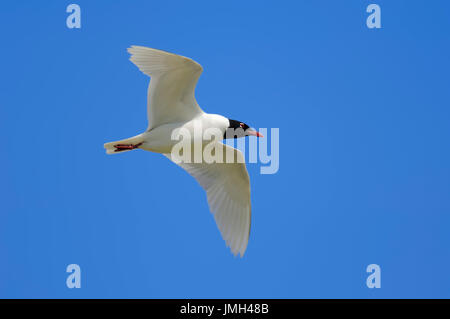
xmin=163 ymin=143 xmax=251 ymax=257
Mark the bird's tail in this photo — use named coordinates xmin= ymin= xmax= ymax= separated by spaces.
xmin=104 ymin=134 xmax=145 ymax=155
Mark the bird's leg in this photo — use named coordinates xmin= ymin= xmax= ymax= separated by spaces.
xmin=114 ymin=142 xmax=143 ymax=152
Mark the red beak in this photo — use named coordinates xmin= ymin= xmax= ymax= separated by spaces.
xmin=247 ymin=130 xmax=264 ymax=137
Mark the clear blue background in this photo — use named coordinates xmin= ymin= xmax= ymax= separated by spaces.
xmin=0 ymin=0 xmax=449 ymax=298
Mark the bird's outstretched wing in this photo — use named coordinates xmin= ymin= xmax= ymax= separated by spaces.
xmin=164 ymin=143 xmax=251 ymax=257
xmin=128 ymin=46 xmax=204 ymax=130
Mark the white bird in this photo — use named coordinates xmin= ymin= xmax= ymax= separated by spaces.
xmin=104 ymin=46 xmax=262 ymax=257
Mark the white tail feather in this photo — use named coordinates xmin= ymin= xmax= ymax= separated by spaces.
xmin=104 ymin=134 xmax=144 ymax=155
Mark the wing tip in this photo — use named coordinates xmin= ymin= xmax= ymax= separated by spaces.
xmin=127 ymin=45 xmax=145 ymax=55
xmin=126 ymin=45 xmax=203 ymax=73
xmin=226 ymin=236 xmax=248 ymax=258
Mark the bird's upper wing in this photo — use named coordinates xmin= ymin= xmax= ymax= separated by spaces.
xmin=164 ymin=143 xmax=251 ymax=257
xmin=128 ymin=46 xmax=204 ymax=130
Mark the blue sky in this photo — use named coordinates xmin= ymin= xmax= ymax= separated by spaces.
xmin=1 ymin=1 xmax=449 ymax=298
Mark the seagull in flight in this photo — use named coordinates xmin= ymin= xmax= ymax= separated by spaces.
xmin=104 ymin=46 xmax=262 ymax=256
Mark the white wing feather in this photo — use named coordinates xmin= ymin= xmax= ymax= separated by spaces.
xmin=127 ymin=46 xmax=204 ymax=130
xmin=164 ymin=144 xmax=251 ymax=257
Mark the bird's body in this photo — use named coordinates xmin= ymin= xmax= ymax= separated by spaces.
xmin=104 ymin=46 xmax=262 ymax=256
xmin=105 ymin=113 xmax=229 ymax=154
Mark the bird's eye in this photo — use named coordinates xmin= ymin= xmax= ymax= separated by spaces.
xmin=240 ymin=123 xmax=244 ymax=128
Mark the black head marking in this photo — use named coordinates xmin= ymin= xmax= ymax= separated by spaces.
xmin=224 ymin=119 xmax=250 ymax=139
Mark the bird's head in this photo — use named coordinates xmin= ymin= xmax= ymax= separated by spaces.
xmin=224 ymin=119 xmax=264 ymax=139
